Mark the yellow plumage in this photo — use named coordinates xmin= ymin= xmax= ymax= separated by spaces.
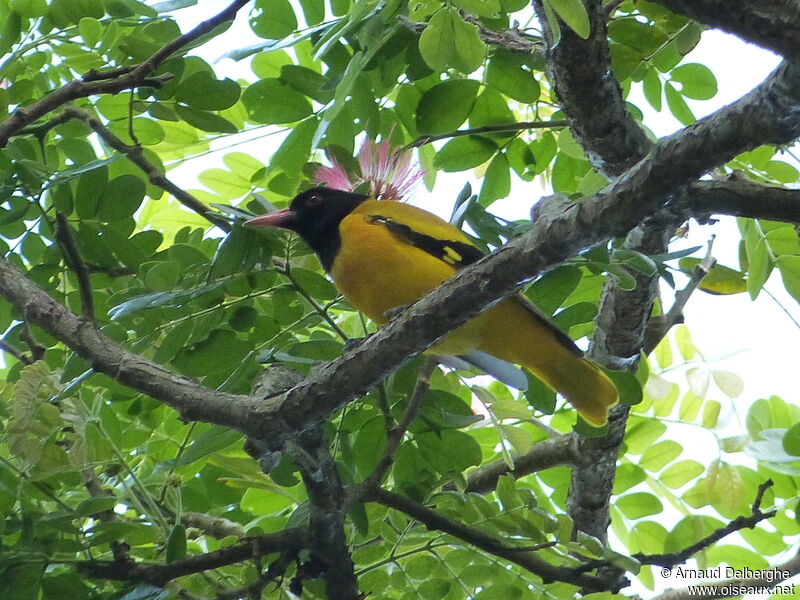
xmin=330 ymin=199 xmax=618 ymax=427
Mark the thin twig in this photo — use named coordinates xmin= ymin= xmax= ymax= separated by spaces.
xmin=644 ymin=235 xmax=717 ymax=354
xmin=404 ymin=120 xmax=568 ymax=150
xmin=0 ymin=340 xmax=32 ymax=365
xmin=0 ymin=0 xmax=249 ymax=146
xmin=54 ymin=211 xmax=95 ymax=320
xmin=364 ymin=357 xmax=438 ymax=488
xmin=364 ymin=486 xmax=607 ymax=591
xmin=633 ymin=480 xmax=775 ymax=568
xmin=60 ymin=106 xmax=230 ymax=232
xmin=398 ymin=14 xmax=545 ymax=56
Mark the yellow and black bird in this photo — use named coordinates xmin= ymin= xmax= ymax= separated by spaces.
xmin=246 ymin=187 xmax=618 ymax=426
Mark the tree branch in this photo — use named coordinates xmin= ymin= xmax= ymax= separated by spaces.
xmin=54 ymin=211 xmax=95 ymax=320
xmin=365 ymin=357 xmax=438 ymax=488
xmin=0 ymin=340 xmax=32 ymax=365
xmin=687 ymin=177 xmax=800 ymax=223
xmin=532 ymin=0 xmax=651 ymax=176
xmin=77 ymin=527 xmax=307 ymax=586
xmin=0 ymin=0 xmax=249 ymax=147
xmin=60 ymin=106 xmax=230 ymax=232
xmin=636 ymin=480 xmax=775 ymax=568
xmin=650 ymin=1 xmax=800 ymax=64
xmin=0 ymin=258 xmax=256 ymax=434
xmin=403 ymin=120 xmax=568 ymax=150
xmin=365 ymin=486 xmax=609 ymax=591
xmin=287 ymin=427 xmax=358 ymax=599
xmin=644 ymin=237 xmax=717 ymax=354
xmin=461 ymin=434 xmax=578 ymax=494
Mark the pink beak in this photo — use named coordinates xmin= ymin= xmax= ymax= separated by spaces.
xmin=244 ymin=208 xmax=295 ymax=229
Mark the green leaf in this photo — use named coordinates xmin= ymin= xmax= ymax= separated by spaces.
xmin=660 ymin=460 xmax=703 ymax=488
xmin=712 ymin=370 xmax=743 ymax=398
xmin=702 ymin=399 xmax=721 ymax=428
xmin=669 ymin=63 xmax=717 ymax=100
xmin=166 ymin=524 xmax=187 ymax=563
xmin=782 ymin=423 xmax=800 ymax=457
xmin=178 ymin=425 xmax=243 ymax=465
xmin=452 ymin=0 xmax=500 ymax=18
xmin=299 ymin=0 xmax=324 ymax=25
xmin=98 ymin=174 xmax=146 ymax=222
xmin=79 ymin=16 xmax=102 ymax=47
xmin=176 ymin=105 xmax=238 ymax=133
xmin=242 ymin=78 xmax=312 ymax=124
xmin=416 ymin=79 xmax=481 ymax=135
xmin=664 ymin=81 xmax=695 ymax=125
xmin=174 ymin=329 xmax=251 ymax=376
xmin=280 ymin=65 xmax=333 ymax=103
xmin=478 ymin=152 xmax=510 ymax=206
xmin=175 ymin=73 xmax=240 ymax=111
xmin=776 ymin=255 xmax=800 ymax=302
xmin=434 ymin=136 xmax=496 ymax=172
xmin=546 ymin=0 xmax=590 ymax=39
xmin=418 ymin=8 xmax=456 ymax=72
xmin=451 ymin=11 xmax=485 ymax=74
xmin=642 ymin=67 xmax=662 ymax=111
xmin=640 ymin=440 xmax=681 ymax=472
xmin=617 ymin=492 xmax=663 ymax=519
xmin=486 ymin=51 xmax=540 ymax=103
xmin=251 ymin=0 xmax=298 ymax=39
xmin=74 ymin=165 xmax=108 ymax=219
xmin=526 ymin=266 xmax=582 ymax=316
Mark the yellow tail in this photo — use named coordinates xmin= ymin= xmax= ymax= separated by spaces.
xmin=472 ymin=297 xmax=619 ymax=427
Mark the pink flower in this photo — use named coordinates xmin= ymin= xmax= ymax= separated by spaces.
xmin=314 ymin=138 xmax=424 ymax=201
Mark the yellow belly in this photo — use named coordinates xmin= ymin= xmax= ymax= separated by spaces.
xmin=330 ymin=210 xmax=481 ymax=355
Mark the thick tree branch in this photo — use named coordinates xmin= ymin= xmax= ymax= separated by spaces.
xmin=365 ymin=486 xmax=608 ymax=591
xmin=533 ymin=0 xmax=651 ymax=176
xmin=0 ymin=258 xmax=256 ymax=433
xmin=650 ymin=1 xmax=800 ymax=64
xmin=60 ymin=106 xmax=230 ymax=232
xmin=0 ymin=0 xmax=249 ymax=147
xmin=77 ymin=527 xmax=306 ymax=586
xmin=462 ymin=434 xmax=577 ymax=494
xmin=687 ymin=178 xmax=800 ymax=223
xmin=287 ymin=427 xmax=358 ymax=599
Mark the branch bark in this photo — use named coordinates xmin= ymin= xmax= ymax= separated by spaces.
xmin=77 ymin=527 xmax=306 ymax=586
xmin=650 ymin=0 xmax=800 ymax=64
xmin=0 ymin=0 xmax=249 ymax=147
xmin=0 ymin=258 xmax=256 ymax=433
xmin=365 ymin=486 xmax=608 ymax=591
xmin=462 ymin=434 xmax=577 ymax=494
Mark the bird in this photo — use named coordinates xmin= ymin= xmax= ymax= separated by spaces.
xmin=246 ymin=187 xmax=618 ymax=426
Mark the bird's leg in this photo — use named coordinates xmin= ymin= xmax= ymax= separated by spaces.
xmin=383 ymin=304 xmax=409 ymax=322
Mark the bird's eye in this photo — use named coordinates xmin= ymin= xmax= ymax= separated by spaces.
xmin=306 ymin=194 xmax=322 ymax=207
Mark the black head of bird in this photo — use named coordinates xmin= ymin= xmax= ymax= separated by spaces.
xmin=245 ymin=186 xmax=367 ymax=271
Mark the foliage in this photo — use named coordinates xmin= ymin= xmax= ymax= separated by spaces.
xmin=0 ymin=0 xmax=798 ymax=599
